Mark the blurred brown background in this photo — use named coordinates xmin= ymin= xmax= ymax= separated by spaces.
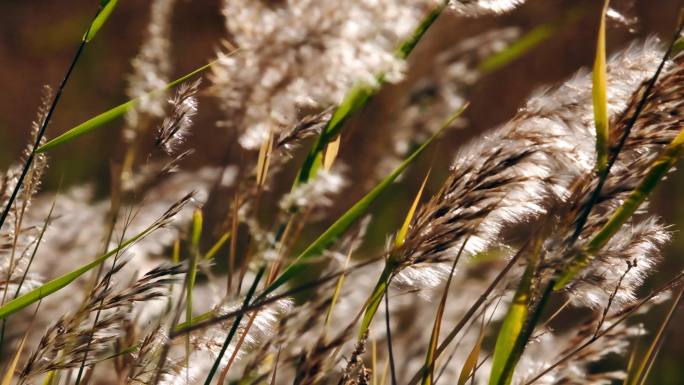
xmin=1 ymin=0 xmax=683 ymax=383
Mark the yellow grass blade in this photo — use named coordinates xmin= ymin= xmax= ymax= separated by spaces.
xmin=204 ymin=232 xmax=231 ymax=260
xmin=324 ymin=247 xmax=353 ymax=329
xmin=2 ymin=331 xmax=28 ymax=385
xmin=395 ymin=169 xmax=431 ymax=248
xmin=322 ymin=135 xmax=341 ymax=171
xmin=592 ymin=0 xmax=611 ymax=173
xmin=457 ymin=324 xmax=486 ymax=385
xmin=628 ymin=287 xmax=684 ymax=385
xmin=256 ymin=131 xmax=274 ymax=187
xmin=172 ymin=238 xmax=180 ymax=264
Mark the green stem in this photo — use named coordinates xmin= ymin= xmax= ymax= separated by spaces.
xmin=358 ymin=263 xmax=395 ymax=338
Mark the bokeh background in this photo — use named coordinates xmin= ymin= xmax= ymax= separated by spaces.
xmin=1 ymin=0 xmax=683 ymax=383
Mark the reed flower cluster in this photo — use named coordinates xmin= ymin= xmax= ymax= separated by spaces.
xmin=1 ymin=1 xmax=683 ymax=385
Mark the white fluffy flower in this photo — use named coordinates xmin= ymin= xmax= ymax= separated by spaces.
xmin=212 ymin=0 xmax=442 ymax=149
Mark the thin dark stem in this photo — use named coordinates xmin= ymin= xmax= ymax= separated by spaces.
xmin=632 ymin=285 xmax=684 ymax=385
xmin=0 ymin=5 xmax=104 ymax=233
xmin=0 ymin=199 xmax=56 ymax=351
xmin=384 ymin=282 xmax=398 ymax=385
xmin=203 ymin=266 xmax=265 ymax=385
xmin=405 ymin=242 xmax=529 ymax=385
xmin=523 ymin=272 xmax=684 ymax=385
xmin=74 ymin=209 xmax=133 ymax=385
xmin=170 ymin=253 xmax=386 ymax=338
xmin=435 ymin=298 xmax=503 ymax=385
xmin=569 ymin=14 xmax=684 ymax=245
xmin=594 ymin=260 xmax=635 ymax=337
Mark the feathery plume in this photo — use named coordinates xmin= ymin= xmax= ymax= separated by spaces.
xmin=125 ymin=0 xmax=177 ymax=132
xmin=212 ymin=0 xmax=442 ymax=149
xmin=155 ymin=79 xmax=201 ymax=155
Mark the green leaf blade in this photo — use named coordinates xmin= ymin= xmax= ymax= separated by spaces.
xmin=489 ymin=298 xmax=528 ymax=385
xmin=0 ymin=226 xmax=154 ymax=320
xmin=36 ymin=60 xmax=217 ymax=153
xmin=38 ymin=101 xmax=134 ymax=153
xmin=84 ymin=0 xmax=119 ymax=42
xmin=264 ymin=111 xmax=455 ymax=297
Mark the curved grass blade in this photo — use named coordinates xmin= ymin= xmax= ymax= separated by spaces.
xmin=83 ymin=0 xmax=118 ymax=42
xmin=262 ymin=108 xmax=460 ymax=298
xmin=592 ymin=0 xmax=611 ymax=173
xmin=489 ymin=237 xmax=542 ymax=385
xmin=294 ymin=2 xmax=447 ymax=185
xmin=295 ymin=83 xmax=375 ymax=184
xmin=36 ymin=60 xmax=218 ymax=153
xmin=0 ymin=222 xmax=159 ymax=320
xmin=457 ymin=323 xmax=486 ymax=385
xmin=478 ymin=19 xmax=561 ymax=74
xmin=627 ymin=286 xmax=684 ymax=385
xmin=488 ymin=274 xmax=531 ymax=385
xmin=395 ymin=170 xmax=430 ymax=248
xmin=359 ymin=264 xmax=394 ymax=338
xmin=2 ymin=329 xmax=28 ymax=385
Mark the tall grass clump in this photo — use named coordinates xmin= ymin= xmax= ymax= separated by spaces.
xmin=1 ymin=1 xmax=684 ymax=384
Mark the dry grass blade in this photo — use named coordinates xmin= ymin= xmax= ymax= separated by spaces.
xmin=256 ymin=131 xmax=274 ymax=187
xmin=324 ymin=246 xmax=353 ymax=329
xmin=406 ymin=243 xmax=529 ymax=385
xmin=627 ymin=286 xmax=684 ymax=385
xmin=422 ymin=237 xmax=469 ymax=385
xmin=2 ymin=327 xmax=29 ymax=385
xmin=322 ymin=134 xmax=341 ymax=171
xmin=457 ymin=321 xmax=486 ymax=385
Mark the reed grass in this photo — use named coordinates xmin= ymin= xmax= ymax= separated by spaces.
xmin=1 ymin=1 xmax=684 ymax=385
